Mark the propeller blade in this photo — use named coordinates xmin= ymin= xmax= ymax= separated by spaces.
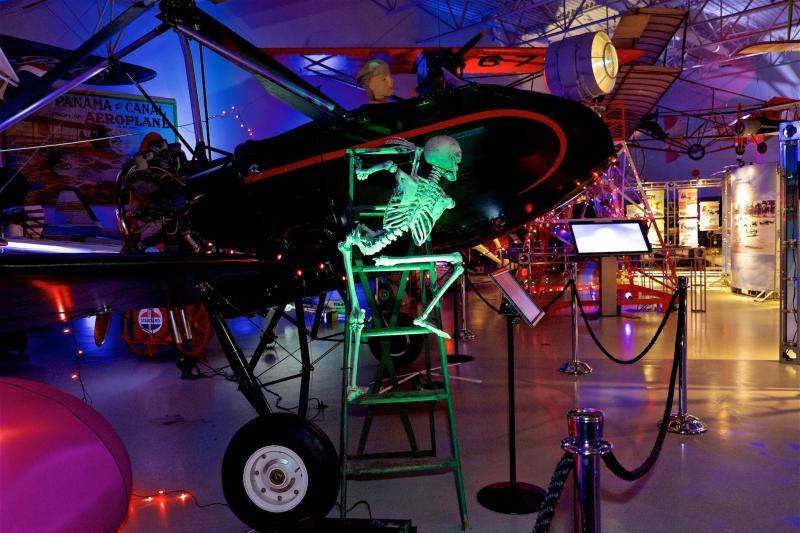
xmin=448 ymin=32 xmax=484 ymax=71
xmin=414 ymin=32 xmax=484 ymax=95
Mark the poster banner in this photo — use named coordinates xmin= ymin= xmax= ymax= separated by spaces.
xmin=625 ymin=204 xmax=643 ymax=218
xmin=699 ymin=201 xmax=720 ymax=231
xmin=646 ymin=218 xmax=665 ymax=248
xmin=731 ymin=164 xmax=777 ymax=292
xmin=678 ymin=188 xmax=698 ymax=218
xmin=626 ymin=190 xmax=665 ymax=219
xmin=6 ymin=89 xmax=177 ymax=204
xmin=678 ymin=218 xmax=698 ymax=247
xmin=644 ymin=189 xmax=665 ymax=218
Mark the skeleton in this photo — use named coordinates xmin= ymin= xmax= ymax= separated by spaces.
xmin=338 ymin=135 xmax=465 ymax=378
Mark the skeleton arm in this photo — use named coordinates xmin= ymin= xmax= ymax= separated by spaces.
xmin=355 ymin=160 xmax=398 ymax=181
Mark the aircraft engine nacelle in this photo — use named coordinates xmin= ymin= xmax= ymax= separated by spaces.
xmin=735 ymin=117 xmax=762 ymax=136
xmin=544 ymin=31 xmax=618 ymax=101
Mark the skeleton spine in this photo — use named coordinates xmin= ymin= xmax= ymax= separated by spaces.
xmin=363 ymin=227 xmax=404 ymax=255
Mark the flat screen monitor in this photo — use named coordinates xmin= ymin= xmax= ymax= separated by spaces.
xmin=568 ymin=220 xmax=652 ymax=256
xmin=489 ymin=268 xmax=545 ymax=328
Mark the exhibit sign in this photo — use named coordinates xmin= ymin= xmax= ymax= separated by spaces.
xmin=5 ymin=89 xmax=177 ymax=204
xmin=648 ymin=217 xmax=665 ymax=248
xmin=644 ymin=189 xmax=665 ymax=218
xmin=699 ymin=201 xmax=720 ymax=231
xmin=678 ymin=218 xmax=699 ymax=247
xmin=678 ymin=188 xmax=698 ymax=218
xmin=626 ymin=189 xmax=665 ymax=218
xmin=731 ymin=164 xmax=777 ymax=292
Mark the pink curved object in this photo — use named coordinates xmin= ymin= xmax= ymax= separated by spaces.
xmin=0 ymin=378 xmax=132 ymax=533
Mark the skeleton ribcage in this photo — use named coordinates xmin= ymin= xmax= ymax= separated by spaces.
xmin=383 ymin=176 xmax=450 ymax=247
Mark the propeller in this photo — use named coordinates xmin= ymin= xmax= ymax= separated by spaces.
xmin=414 ymin=32 xmax=483 ymax=96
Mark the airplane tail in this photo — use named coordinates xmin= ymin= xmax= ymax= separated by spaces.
xmin=0 ymin=43 xmax=19 ymax=102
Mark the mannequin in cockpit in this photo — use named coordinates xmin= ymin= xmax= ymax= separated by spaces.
xmin=356 ymin=59 xmax=394 ymax=104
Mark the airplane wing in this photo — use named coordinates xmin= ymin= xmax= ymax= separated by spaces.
xmin=0 ymin=253 xmax=280 ymax=333
xmin=598 ymin=7 xmax=687 ymax=141
xmin=0 ymin=34 xmax=157 ymax=85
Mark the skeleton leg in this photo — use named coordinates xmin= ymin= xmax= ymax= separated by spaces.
xmin=374 ymin=253 xmax=464 ymax=339
xmin=338 ymin=236 xmax=367 ymax=399
xmin=414 ymin=262 xmax=464 ymax=339
xmin=374 ymin=252 xmax=463 ymax=266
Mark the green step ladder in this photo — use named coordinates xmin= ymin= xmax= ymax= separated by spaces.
xmin=338 ymin=147 xmax=469 ymax=531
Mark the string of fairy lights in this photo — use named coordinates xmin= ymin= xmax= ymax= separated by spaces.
xmin=220 ymin=104 xmax=254 ymax=138
xmin=59 ymin=321 xmax=230 ymax=515
xmin=512 ymin=154 xmax=665 ymax=299
xmin=131 ymin=489 xmax=228 ymax=510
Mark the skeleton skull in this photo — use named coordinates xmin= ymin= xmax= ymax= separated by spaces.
xmin=423 ymin=136 xmax=462 ymax=181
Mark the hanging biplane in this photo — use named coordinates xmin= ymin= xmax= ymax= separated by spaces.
xmin=0 ymin=0 xmax=619 ymax=530
xmin=630 ymin=96 xmax=800 ymax=161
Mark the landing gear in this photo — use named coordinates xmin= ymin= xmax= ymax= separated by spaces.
xmin=222 ymin=413 xmax=340 ymax=532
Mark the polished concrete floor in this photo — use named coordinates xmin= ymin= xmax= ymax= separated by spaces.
xmin=2 ymin=282 xmax=798 ymax=533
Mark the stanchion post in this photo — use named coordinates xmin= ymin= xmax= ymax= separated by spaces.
xmin=447 ymin=275 xmax=475 ymax=363
xmin=560 ymin=263 xmax=592 ymax=375
xmin=561 ymin=408 xmax=612 ymax=533
xmin=458 ymin=275 xmax=476 ymax=340
xmin=664 ymin=276 xmax=708 ymax=434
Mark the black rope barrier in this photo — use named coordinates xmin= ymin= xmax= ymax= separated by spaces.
xmin=573 ymin=280 xmax=680 ymax=365
xmin=532 ymin=451 xmax=575 ymax=533
xmin=464 ymin=272 xmax=501 ymax=313
xmin=601 ymin=286 xmax=685 ymax=481
xmin=540 ymin=281 xmax=571 ymax=312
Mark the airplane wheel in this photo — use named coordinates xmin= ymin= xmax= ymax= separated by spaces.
xmin=175 ymin=305 xmax=212 ymax=357
xmin=687 ymin=143 xmax=705 ymax=161
xmin=222 ymin=413 xmax=339 ymax=532
xmin=368 ymin=311 xmax=423 ymax=367
xmin=376 ymin=279 xmax=395 ymax=312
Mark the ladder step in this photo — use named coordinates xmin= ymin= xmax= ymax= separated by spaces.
xmin=346 ymin=456 xmax=456 ymax=479
xmin=361 ymin=327 xmax=432 ymax=337
xmin=350 ymin=389 xmax=448 ymax=405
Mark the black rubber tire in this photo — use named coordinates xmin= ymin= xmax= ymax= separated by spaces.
xmin=376 ymin=279 xmax=396 ymax=312
xmin=221 ymin=413 xmax=339 ymax=532
xmin=367 ymin=311 xmax=424 ymax=367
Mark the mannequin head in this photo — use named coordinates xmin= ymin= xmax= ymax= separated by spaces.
xmin=356 ymin=59 xmax=394 ymax=104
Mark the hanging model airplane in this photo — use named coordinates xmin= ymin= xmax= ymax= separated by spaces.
xmin=631 ymin=96 xmax=800 ymax=160
xmin=0 ymin=1 xmax=619 ymax=531
xmin=0 ymin=33 xmax=157 ymax=87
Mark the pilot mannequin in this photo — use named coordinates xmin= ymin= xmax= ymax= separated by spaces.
xmin=356 ymin=59 xmax=394 ymax=104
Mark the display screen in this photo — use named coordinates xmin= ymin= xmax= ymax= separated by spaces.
xmin=569 ymin=220 xmax=652 ymax=256
xmin=489 ymin=268 xmax=545 ymax=328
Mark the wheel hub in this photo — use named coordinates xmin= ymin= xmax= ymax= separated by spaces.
xmin=243 ymin=445 xmax=309 ymax=512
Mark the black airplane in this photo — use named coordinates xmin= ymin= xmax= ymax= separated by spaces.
xmin=0 ymin=1 xmax=616 ymax=530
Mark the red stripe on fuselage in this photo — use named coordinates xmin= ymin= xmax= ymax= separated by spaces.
xmin=243 ymin=109 xmax=567 ymax=195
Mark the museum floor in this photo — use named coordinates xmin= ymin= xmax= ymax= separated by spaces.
xmin=2 ymin=282 xmax=798 ymax=533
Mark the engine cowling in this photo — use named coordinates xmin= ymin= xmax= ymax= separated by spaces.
xmin=544 ymin=31 xmax=619 ymax=101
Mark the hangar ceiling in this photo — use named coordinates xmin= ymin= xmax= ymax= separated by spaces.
xmin=407 ymin=0 xmax=798 ymax=75
xmin=1 ymin=0 xmax=798 ymax=175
